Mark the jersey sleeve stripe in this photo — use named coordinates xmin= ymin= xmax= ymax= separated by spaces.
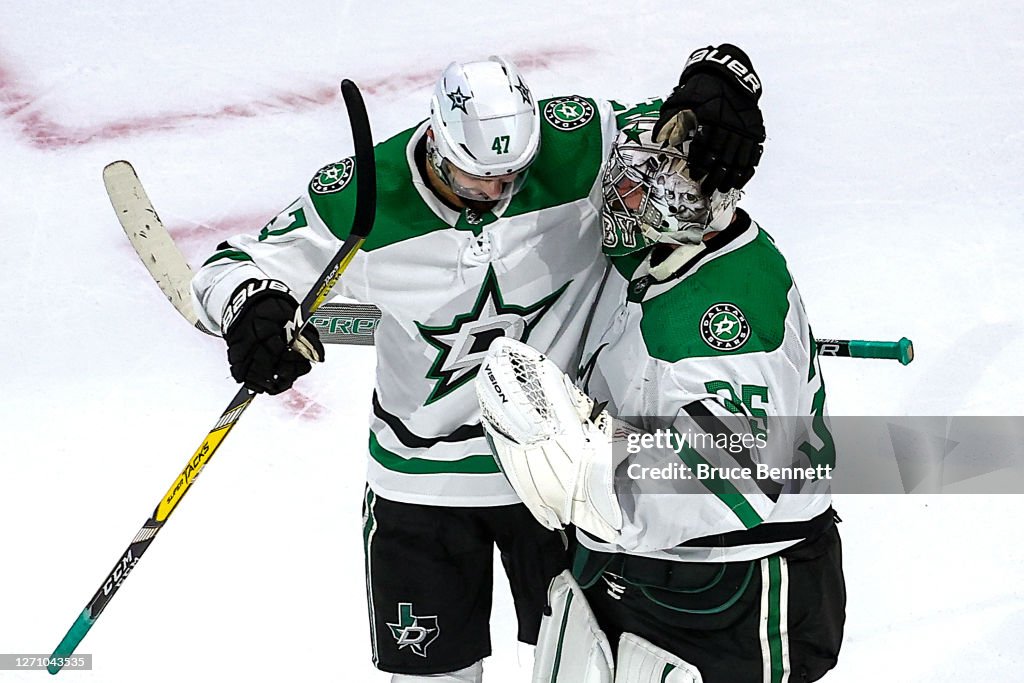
xmin=201 ymin=249 xmax=253 ymax=267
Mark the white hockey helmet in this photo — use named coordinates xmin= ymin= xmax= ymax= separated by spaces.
xmin=428 ymin=56 xmax=541 ymax=201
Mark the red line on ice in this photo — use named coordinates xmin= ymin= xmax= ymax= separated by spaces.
xmin=280 ymin=389 xmax=327 ymax=421
xmin=165 ymin=211 xmax=273 ymax=265
xmin=0 ymin=47 xmax=593 ymax=149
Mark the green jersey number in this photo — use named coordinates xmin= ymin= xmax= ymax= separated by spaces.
xmin=704 ymin=380 xmax=769 ymax=438
xmin=705 ymin=378 xmax=836 ymax=474
xmin=798 ymin=383 xmax=836 ymax=471
xmin=491 ymin=135 xmax=510 ymax=154
xmin=259 ymin=207 xmax=307 ymax=242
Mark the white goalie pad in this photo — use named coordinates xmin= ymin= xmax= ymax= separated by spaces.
xmin=615 ymin=633 xmax=703 ymax=683
xmin=475 ymin=338 xmax=622 ymax=541
xmin=533 ymin=571 xmax=614 ymax=683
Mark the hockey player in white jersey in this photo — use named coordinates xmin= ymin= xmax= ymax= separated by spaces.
xmin=476 ymin=46 xmax=845 ymax=682
xmin=191 ymin=48 xmax=768 ymax=682
xmin=192 ymin=57 xmax=606 ymax=681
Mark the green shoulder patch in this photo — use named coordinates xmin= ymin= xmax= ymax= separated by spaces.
xmin=310 ymin=159 xmax=354 ymax=194
xmin=308 ymin=125 xmax=452 ymax=252
xmin=506 ymin=95 xmax=605 ymax=217
xmin=699 ymin=303 xmax=752 ymax=351
xmin=543 ymin=96 xmax=596 ymax=130
xmin=637 ymin=230 xmax=794 ymax=362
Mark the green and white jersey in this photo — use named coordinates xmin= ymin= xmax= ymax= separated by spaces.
xmin=192 ymin=96 xmax=618 ymax=507
xmin=579 ymin=211 xmax=835 ymax=562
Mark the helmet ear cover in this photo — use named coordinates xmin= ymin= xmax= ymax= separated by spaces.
xmin=428 ymin=56 xmax=541 ymax=199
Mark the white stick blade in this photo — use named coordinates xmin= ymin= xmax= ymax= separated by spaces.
xmin=103 ymin=161 xmax=200 ymax=327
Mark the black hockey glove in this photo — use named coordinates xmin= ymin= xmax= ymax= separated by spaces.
xmin=652 ymin=44 xmax=766 ymax=194
xmin=222 ymin=279 xmax=325 ymax=395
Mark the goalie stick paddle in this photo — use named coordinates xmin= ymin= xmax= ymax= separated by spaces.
xmin=47 ymin=79 xmax=376 ymax=675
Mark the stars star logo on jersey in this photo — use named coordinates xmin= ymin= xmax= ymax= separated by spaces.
xmin=446 ymin=86 xmax=473 ymax=114
xmin=543 ymin=96 xmax=595 ymax=130
xmin=310 ymin=158 xmax=354 ymax=195
xmin=514 ymin=76 xmax=532 ymax=105
xmin=700 ymin=303 xmax=751 ymax=351
xmin=577 ymin=343 xmax=609 ymax=394
xmin=387 ymin=603 xmax=439 ymax=658
xmin=417 ymin=266 xmax=570 ymax=405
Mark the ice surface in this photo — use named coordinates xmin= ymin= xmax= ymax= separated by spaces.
xmin=2 ymin=1 xmax=1023 ymax=681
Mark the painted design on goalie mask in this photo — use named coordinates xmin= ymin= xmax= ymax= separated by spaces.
xmin=387 ymin=603 xmax=439 ymax=657
xmin=601 ymin=114 xmax=740 ymax=257
xmin=416 ymin=266 xmax=570 ymax=405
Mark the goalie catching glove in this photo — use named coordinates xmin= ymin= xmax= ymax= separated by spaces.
xmin=222 ymin=278 xmax=324 ymax=395
xmin=475 ymin=338 xmax=624 ymax=542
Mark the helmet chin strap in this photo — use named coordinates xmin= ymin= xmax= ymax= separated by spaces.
xmin=425 ymin=134 xmax=450 ymax=190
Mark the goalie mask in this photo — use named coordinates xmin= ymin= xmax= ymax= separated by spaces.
xmin=601 ymin=113 xmax=739 ymax=256
xmin=428 ymin=56 xmax=541 ymax=202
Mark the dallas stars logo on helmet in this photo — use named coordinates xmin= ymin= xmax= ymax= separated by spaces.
xmin=543 ymin=96 xmax=595 ymax=130
xmin=446 ymin=85 xmax=473 ymax=114
xmin=700 ymin=303 xmax=751 ymax=351
xmin=310 ymin=158 xmax=354 ymax=195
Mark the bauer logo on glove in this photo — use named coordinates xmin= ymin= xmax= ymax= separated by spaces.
xmin=221 ymin=278 xmax=325 ymax=395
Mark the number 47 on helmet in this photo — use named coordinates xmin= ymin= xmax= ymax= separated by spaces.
xmin=427 ymin=56 xmax=541 ymax=202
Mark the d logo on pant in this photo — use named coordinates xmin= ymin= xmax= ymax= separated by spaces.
xmin=388 ymin=603 xmax=440 ymax=657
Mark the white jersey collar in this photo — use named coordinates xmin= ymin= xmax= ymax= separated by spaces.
xmin=629 ymin=212 xmax=759 ymax=304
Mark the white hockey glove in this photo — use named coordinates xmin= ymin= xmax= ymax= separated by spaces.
xmin=475 ymin=338 xmax=622 ymax=542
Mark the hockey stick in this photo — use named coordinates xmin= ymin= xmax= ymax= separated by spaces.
xmin=107 ymin=150 xmax=378 ymax=344
xmin=103 ymin=160 xmax=217 ymax=335
xmin=113 ymin=207 xmax=914 ymax=363
xmin=106 ymin=128 xmax=912 ymax=365
xmin=817 ymin=337 xmax=914 ymax=365
xmin=47 ymin=79 xmax=376 ymax=675
xmin=306 ymin=309 xmax=916 ymax=365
